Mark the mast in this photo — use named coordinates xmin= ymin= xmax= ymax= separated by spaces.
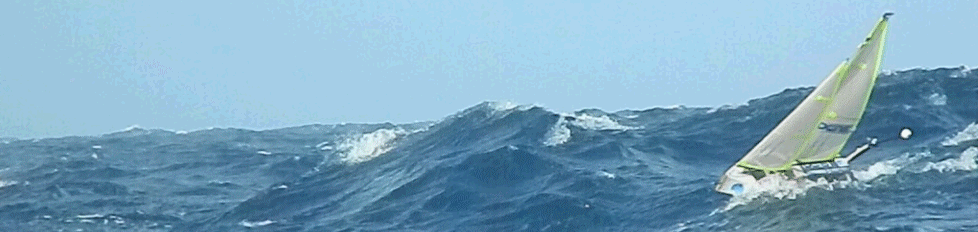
xmin=734 ymin=13 xmax=892 ymax=171
xmin=714 ymin=13 xmax=895 ymax=196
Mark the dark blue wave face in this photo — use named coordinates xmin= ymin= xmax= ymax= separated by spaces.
xmin=0 ymin=67 xmax=975 ymax=231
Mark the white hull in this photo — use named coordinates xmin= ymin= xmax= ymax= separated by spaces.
xmin=715 ymin=13 xmax=894 ymax=196
xmin=716 ymin=159 xmax=854 ymax=196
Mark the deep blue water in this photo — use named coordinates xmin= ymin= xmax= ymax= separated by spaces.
xmin=1 ymin=67 xmax=976 ymax=231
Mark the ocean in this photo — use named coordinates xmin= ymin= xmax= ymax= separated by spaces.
xmin=0 ymin=66 xmax=976 ymax=231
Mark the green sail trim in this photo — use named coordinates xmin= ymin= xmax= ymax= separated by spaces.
xmin=734 ymin=15 xmax=891 ymax=171
xmin=796 ymin=17 xmax=890 ymax=164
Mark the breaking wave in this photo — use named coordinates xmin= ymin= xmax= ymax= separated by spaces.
xmin=335 ymin=128 xmax=406 ymax=164
xmin=0 ymin=66 xmax=975 ymax=231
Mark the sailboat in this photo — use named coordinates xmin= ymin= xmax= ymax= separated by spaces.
xmin=715 ymin=13 xmax=908 ymax=196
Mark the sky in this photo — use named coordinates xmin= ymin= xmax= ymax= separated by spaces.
xmin=1 ymin=0 xmax=976 ymax=138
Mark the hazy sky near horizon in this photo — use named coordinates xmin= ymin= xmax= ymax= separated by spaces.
xmin=1 ymin=0 xmax=976 ymax=138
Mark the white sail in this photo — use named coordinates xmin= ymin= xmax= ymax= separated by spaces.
xmin=715 ymin=13 xmax=894 ymax=196
xmin=736 ymin=61 xmax=849 ymax=170
xmin=795 ymin=15 xmax=890 ymax=164
xmin=734 ymin=13 xmax=891 ymax=171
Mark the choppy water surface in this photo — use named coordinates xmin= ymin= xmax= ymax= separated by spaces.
xmin=0 ymin=67 xmax=976 ymax=231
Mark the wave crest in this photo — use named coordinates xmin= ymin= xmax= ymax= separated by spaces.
xmin=543 ymin=113 xmax=636 ymax=146
xmin=921 ymin=147 xmax=978 ymax=173
xmin=337 ymin=128 xmax=406 ymax=164
xmin=942 ymin=122 xmax=978 ymax=146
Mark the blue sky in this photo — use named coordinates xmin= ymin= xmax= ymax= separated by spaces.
xmin=1 ymin=0 xmax=976 ymax=138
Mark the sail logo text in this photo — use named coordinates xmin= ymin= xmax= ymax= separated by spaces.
xmin=818 ymin=123 xmax=853 ymax=133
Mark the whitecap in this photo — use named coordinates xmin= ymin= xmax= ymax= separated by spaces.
xmin=708 ymin=104 xmax=745 ymax=113
xmin=336 ymin=128 xmax=406 ymax=164
xmin=0 ymin=180 xmax=17 ymax=188
xmin=853 ymin=150 xmax=930 ymax=181
xmin=543 ymin=117 xmax=571 ymax=146
xmin=76 ymin=214 xmax=104 ymax=219
xmin=568 ymin=114 xmax=636 ymax=131
xmin=407 ymin=126 xmax=430 ymax=134
xmin=950 ymin=65 xmax=972 ymax=78
xmin=920 ymin=147 xmax=978 ymax=173
xmin=725 ymin=151 xmax=932 ymax=210
xmin=257 ymin=151 xmax=272 ymax=155
xmin=487 ymin=101 xmax=518 ymax=112
xmin=927 ymin=93 xmax=947 ymax=106
xmin=123 ymin=124 xmax=141 ymax=131
xmin=542 ymin=113 xmax=636 ymax=146
xmin=853 ymin=159 xmax=902 ymax=181
xmin=724 ymin=174 xmax=821 ymax=210
xmin=239 ymin=220 xmax=276 ymax=228
xmin=316 ymin=141 xmax=333 ymax=150
xmin=942 ymin=122 xmax=978 ymax=146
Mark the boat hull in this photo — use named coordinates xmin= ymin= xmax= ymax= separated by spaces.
xmin=716 ymin=159 xmax=854 ymax=196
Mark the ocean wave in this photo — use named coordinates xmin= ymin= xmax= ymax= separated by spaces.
xmin=920 ymin=147 xmax=978 ymax=173
xmin=725 ymin=149 xmax=942 ymax=210
xmin=335 ymin=128 xmax=407 ymax=164
xmin=723 ymin=173 xmax=855 ymax=210
xmin=239 ymin=219 xmax=275 ymax=228
xmin=543 ymin=116 xmax=571 ymax=146
xmin=942 ymin=122 xmax=978 ymax=146
xmin=927 ymin=92 xmax=948 ymax=106
xmin=1 ymin=67 xmax=976 ymax=231
xmin=567 ymin=114 xmax=636 ymax=131
xmin=543 ymin=112 xmax=636 ymax=146
xmin=725 ymin=145 xmax=978 ymax=211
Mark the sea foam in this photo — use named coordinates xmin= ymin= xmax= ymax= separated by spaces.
xmin=920 ymin=147 xmax=978 ymax=173
xmin=239 ymin=220 xmax=275 ymax=228
xmin=543 ymin=113 xmax=636 ymax=146
xmin=568 ymin=114 xmax=636 ymax=131
xmin=544 ymin=117 xmax=571 ymax=146
xmin=942 ymin=122 xmax=978 ymax=146
xmin=726 ymin=150 xmax=935 ymax=210
xmin=927 ymin=93 xmax=947 ymax=106
xmin=336 ymin=128 xmax=406 ymax=164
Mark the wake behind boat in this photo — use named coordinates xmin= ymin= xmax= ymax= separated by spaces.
xmin=716 ymin=13 xmax=903 ymax=196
